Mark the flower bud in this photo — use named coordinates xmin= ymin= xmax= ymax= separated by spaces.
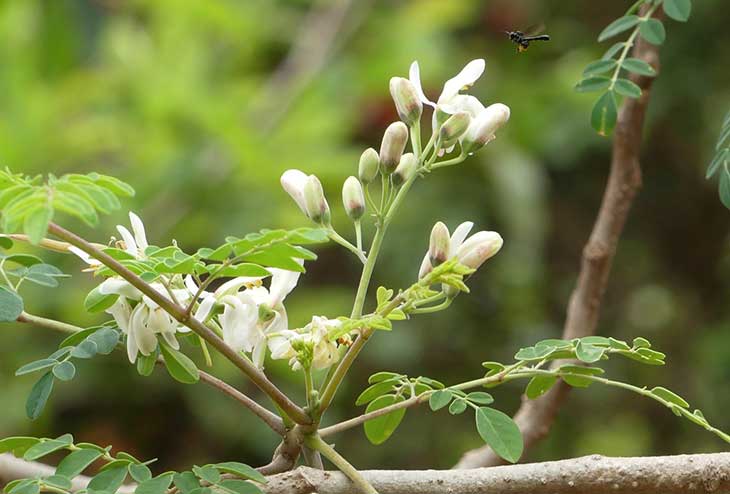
xmin=442 ymin=283 xmax=460 ymax=299
xmin=456 ymin=231 xmax=503 ymax=270
xmin=392 ymin=153 xmax=418 ymax=187
xmin=303 ymin=175 xmax=330 ymax=225
xmin=439 ymin=111 xmax=471 ymax=142
xmin=280 ymin=169 xmax=310 ymax=215
xmin=428 ymin=221 xmax=450 ymax=267
xmin=379 ymin=122 xmax=409 ymax=174
xmin=389 ymin=77 xmax=423 ymax=126
xmin=342 ymin=176 xmax=365 ymax=221
xmin=358 ymin=148 xmax=380 ymax=184
xmin=418 ymin=253 xmax=432 ymax=280
xmin=462 ymin=103 xmax=510 ymax=153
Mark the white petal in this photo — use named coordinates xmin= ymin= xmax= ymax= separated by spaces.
xmin=449 ymin=222 xmax=475 ymax=255
xmin=251 ymin=340 xmax=267 ymax=369
xmin=126 ymin=325 xmax=139 ymax=363
xmin=409 ymin=61 xmax=435 ymax=107
xmin=438 ymin=59 xmax=486 ymax=105
xmin=280 ymin=169 xmax=310 ymax=214
xmin=68 ymin=246 xmax=99 ymax=266
xmin=184 ymin=275 xmax=200 ymax=295
xmin=213 ymin=276 xmax=267 ymax=298
xmin=161 ymin=330 xmax=180 ymax=350
xmin=105 ymin=297 xmax=132 ymax=333
xmin=98 ymin=278 xmax=143 ymax=300
xmin=418 ymin=252 xmax=433 ymax=279
xmin=268 ymin=264 xmax=302 ymax=305
xmin=128 ymin=212 xmax=149 ymax=251
xmin=439 ymin=95 xmax=485 ymax=117
xmin=116 ymin=225 xmax=138 ymax=257
xmin=193 ymin=295 xmax=216 ymax=323
xmin=130 ymin=305 xmax=158 ymax=356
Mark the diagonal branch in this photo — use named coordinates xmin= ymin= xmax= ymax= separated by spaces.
xmin=45 ymin=222 xmax=311 ymax=426
xmin=454 ymin=15 xmax=662 ymax=469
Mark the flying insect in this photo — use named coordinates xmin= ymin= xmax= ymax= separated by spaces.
xmin=505 ymin=28 xmax=551 ymax=53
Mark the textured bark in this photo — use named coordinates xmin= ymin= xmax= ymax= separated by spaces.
xmin=3 ymin=453 xmax=729 ymax=494
xmin=454 ymin=12 xmax=662 ymax=469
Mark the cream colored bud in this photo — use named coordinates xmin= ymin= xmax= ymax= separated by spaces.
xmin=392 ymin=152 xmax=418 ymax=187
xmin=303 ymin=175 xmax=330 ymax=225
xmin=428 ymin=221 xmax=450 ymax=267
xmin=439 ymin=111 xmax=471 ymax=142
xmin=418 ymin=253 xmax=432 ymax=280
xmin=456 ymin=231 xmax=503 ymax=270
xmin=389 ymin=77 xmax=423 ymax=126
xmin=342 ymin=176 xmax=365 ymax=221
xmin=358 ymin=148 xmax=380 ymax=184
xmin=463 ymin=103 xmax=510 ymax=153
xmin=379 ymin=122 xmax=409 ymax=174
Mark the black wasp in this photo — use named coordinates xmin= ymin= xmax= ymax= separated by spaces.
xmin=505 ymin=26 xmax=551 ymax=53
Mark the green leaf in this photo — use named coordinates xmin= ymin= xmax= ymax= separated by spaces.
xmin=598 ymin=15 xmax=640 ymax=42
xmin=720 ymin=166 xmax=730 ymax=209
xmin=602 ymin=42 xmax=626 ymax=60
xmin=23 ymin=264 xmax=68 ymax=288
xmin=591 ymin=91 xmax=618 ymax=136
xmin=52 ymin=361 xmax=76 ymax=381
xmin=0 ymin=437 xmax=40 ymax=456
xmin=84 ymin=287 xmax=119 ymax=313
xmin=639 ymin=18 xmax=666 ymax=45
xmin=174 ymin=472 xmax=200 ymax=494
xmin=43 ymin=475 xmax=72 ymax=491
xmin=160 ymin=342 xmax=199 ymax=384
xmin=88 ymin=465 xmax=128 ymax=492
xmin=525 ymin=375 xmax=559 ymax=399
xmin=475 ymin=407 xmax=523 ymax=464
xmin=582 ymin=59 xmax=617 ymax=77
xmin=193 ymin=465 xmax=220 ymax=484
xmin=663 ymin=0 xmax=691 ymax=21
xmin=23 ymin=206 xmax=53 ymax=245
xmin=559 ymin=365 xmax=604 ymax=387
xmin=368 ymin=371 xmax=402 ymax=384
xmin=56 ymin=448 xmax=103 ymax=478
xmin=129 ymin=464 xmax=153 ymax=483
xmin=608 ymin=337 xmax=632 ymax=350
xmin=448 ymin=399 xmax=467 ymax=415
xmin=633 ymin=337 xmax=651 ymax=349
xmin=8 ymin=481 xmax=40 ymax=494
xmin=59 ymin=326 xmax=98 ymax=348
xmin=614 ymin=78 xmax=642 ymax=98
xmin=574 ymin=77 xmax=611 ymax=93
xmin=428 ymin=389 xmax=453 ymax=411
xmin=0 ymin=236 xmax=13 ymax=249
xmin=0 ymin=286 xmax=23 ymax=322
xmin=15 ymin=359 xmax=58 ymax=376
xmin=137 ymin=352 xmax=158 ymax=377
xmin=23 ymin=435 xmax=72 ymax=461
xmin=363 ymin=395 xmax=406 ymax=445
xmin=70 ymin=339 xmax=98 ymax=359
xmin=217 ymin=479 xmax=262 ymax=494
xmin=135 ymin=474 xmax=174 ymax=494
xmin=214 ymin=462 xmax=267 ymax=484
xmin=212 ymin=264 xmax=270 ymax=278
xmin=575 ymin=341 xmax=605 ymax=363
xmin=466 ymin=392 xmax=494 ymax=405
xmin=3 ymin=253 xmax=43 ymax=267
xmin=25 ymin=372 xmax=54 ymax=420
xmin=87 ymin=327 xmax=120 ymax=354
xmin=355 ymin=379 xmax=399 ymax=406
xmin=622 ymin=57 xmax=656 ymax=76
xmin=651 ymin=386 xmax=690 ymax=408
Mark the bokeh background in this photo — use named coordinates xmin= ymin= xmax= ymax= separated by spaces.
xmin=1 ymin=0 xmax=729 ymax=473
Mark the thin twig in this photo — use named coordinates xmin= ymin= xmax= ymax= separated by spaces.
xmin=453 ymin=10 xmax=662 ymax=469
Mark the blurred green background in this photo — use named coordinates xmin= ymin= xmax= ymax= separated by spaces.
xmin=1 ymin=0 xmax=729 ymax=473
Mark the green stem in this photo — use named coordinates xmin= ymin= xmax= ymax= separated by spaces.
xmin=46 ymin=222 xmax=312 ymax=426
xmin=429 ymin=153 xmax=467 ymax=170
xmin=409 ymin=297 xmax=452 ymax=314
xmin=354 ymin=220 xmax=363 ymax=254
xmin=17 ymin=311 xmax=82 ymax=334
xmin=304 ymin=434 xmax=378 ymax=494
xmin=411 ymin=120 xmax=422 ymax=158
xmin=608 ymin=3 xmax=660 ymax=93
xmin=329 ymin=229 xmax=366 ymax=264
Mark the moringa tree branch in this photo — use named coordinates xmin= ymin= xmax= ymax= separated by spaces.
xmin=3 ymin=453 xmax=728 ymax=494
xmin=454 ymin=12 xmax=662 ymax=470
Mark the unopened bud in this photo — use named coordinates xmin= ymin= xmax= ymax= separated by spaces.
xmin=439 ymin=111 xmax=471 ymax=142
xmin=281 ymin=169 xmax=310 ymax=215
xmin=428 ymin=222 xmax=450 ymax=267
xmin=358 ymin=148 xmax=380 ymax=184
xmin=342 ymin=176 xmax=365 ymax=221
xmin=456 ymin=231 xmax=503 ymax=270
xmin=392 ymin=153 xmax=418 ymax=187
xmin=303 ymin=175 xmax=330 ymax=225
xmin=389 ymin=77 xmax=423 ymax=126
xmin=418 ymin=253 xmax=432 ymax=280
xmin=442 ymin=283 xmax=460 ymax=299
xmin=379 ymin=122 xmax=409 ymax=174
xmin=463 ymin=103 xmax=510 ymax=153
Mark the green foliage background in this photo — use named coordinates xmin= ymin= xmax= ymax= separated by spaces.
xmin=1 ymin=0 xmax=729 ymax=471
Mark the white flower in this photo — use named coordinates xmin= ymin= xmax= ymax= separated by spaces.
xmin=409 ymin=59 xmax=486 ymax=109
xmin=268 ymin=316 xmax=341 ymax=371
xmin=419 ymin=221 xmax=503 ymax=278
xmin=216 ymin=265 xmax=302 ymax=369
